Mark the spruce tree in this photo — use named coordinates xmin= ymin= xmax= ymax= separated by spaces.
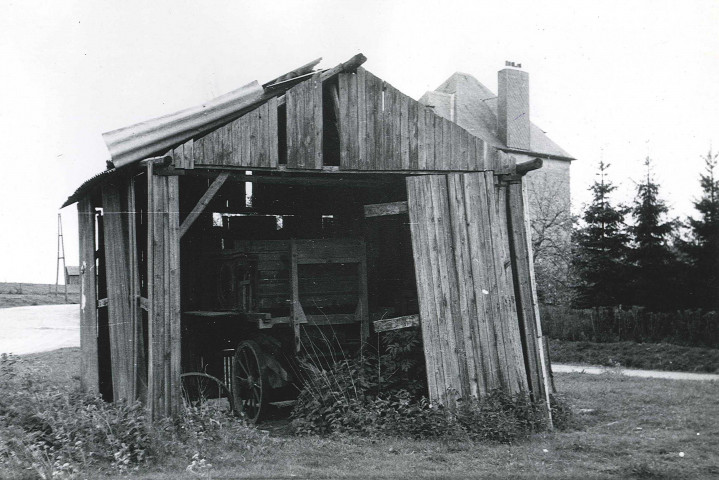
xmin=629 ymin=157 xmax=677 ymax=310
xmin=685 ymin=149 xmax=719 ymax=309
xmin=573 ymin=161 xmax=631 ymax=307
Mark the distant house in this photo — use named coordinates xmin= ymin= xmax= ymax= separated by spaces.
xmin=420 ymin=67 xmax=576 ymax=302
xmin=65 ymin=266 xmax=80 ymax=285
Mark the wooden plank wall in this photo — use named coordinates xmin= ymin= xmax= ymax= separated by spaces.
xmin=101 ymin=183 xmax=136 ymax=403
xmin=406 ymin=173 xmax=529 ymax=405
xmin=193 ymin=98 xmax=278 ymax=169
xmin=339 ymin=68 xmax=492 ymax=172
xmin=286 ymin=72 xmax=323 ymax=169
xmin=148 ymin=173 xmax=181 ymax=419
xmin=506 ymin=178 xmax=548 ymax=403
xmin=77 ymin=197 xmax=99 ymax=393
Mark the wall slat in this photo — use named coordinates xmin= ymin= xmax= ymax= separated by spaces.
xmin=101 ymin=183 xmax=135 ymax=403
xmin=286 ymin=73 xmax=323 ymax=169
xmin=407 ymin=172 xmax=533 ymax=405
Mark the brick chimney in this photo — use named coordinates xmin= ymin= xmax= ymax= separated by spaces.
xmin=498 ymin=64 xmax=530 ymax=150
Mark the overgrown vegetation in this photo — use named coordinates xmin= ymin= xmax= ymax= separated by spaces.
xmin=290 ymin=330 xmax=574 ymax=443
xmin=541 ymin=305 xmax=719 ymax=348
xmin=0 ymin=353 xmax=273 ymax=479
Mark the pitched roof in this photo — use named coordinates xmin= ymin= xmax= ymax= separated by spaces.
xmin=65 ymin=266 xmax=80 ymax=276
xmin=419 ymin=72 xmax=574 ymax=161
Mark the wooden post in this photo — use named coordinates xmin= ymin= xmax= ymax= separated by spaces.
xmin=78 ymin=197 xmax=99 ymax=394
xmin=147 ymin=161 xmax=181 ymax=419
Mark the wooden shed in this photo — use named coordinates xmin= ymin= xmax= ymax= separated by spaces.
xmin=64 ymin=54 xmax=552 ymax=421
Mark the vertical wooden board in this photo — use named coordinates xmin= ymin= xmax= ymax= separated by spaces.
xmin=183 ymin=139 xmax=194 ymax=169
xmin=507 ymin=181 xmax=543 ymax=400
xmin=241 ymin=115 xmax=251 ymax=168
xmin=459 ymin=129 xmax=469 ymax=171
xmin=172 ymin=145 xmax=184 ymax=169
xmin=391 ymin=87 xmax=401 ymax=170
xmin=215 ymin=127 xmax=225 ymax=165
xmin=469 ymin=136 xmax=479 ymax=171
xmin=409 ymin=101 xmax=419 ymax=170
xmin=432 ymin=114 xmax=443 ymax=171
xmin=400 ymin=93 xmax=410 ymax=170
xmin=417 ymin=107 xmax=427 ymax=170
xmin=228 ymin=117 xmax=241 ymax=166
xmin=126 ymin=180 xmax=144 ymax=403
xmin=428 ymin=175 xmax=468 ymax=400
xmin=151 ymin=175 xmax=167 ymax=417
xmin=447 ymin=174 xmax=482 ymax=397
xmin=347 ymin=73 xmax=359 ymax=170
xmin=463 ymin=173 xmax=500 ymax=389
xmin=311 ymin=73 xmax=323 ymax=169
xmin=249 ymin=108 xmax=260 ymax=167
xmin=101 ymin=183 xmax=134 ymax=403
xmin=442 ymin=118 xmax=453 ymax=170
xmin=425 ymin=110 xmax=435 ymax=171
xmin=338 ymin=74 xmax=350 ymax=169
xmin=485 ymin=173 xmax=528 ymax=393
xmin=356 ymin=68 xmax=367 ymax=169
xmin=406 ymin=176 xmax=444 ymax=402
xmin=286 ymin=86 xmax=296 ymax=167
xmin=167 ymin=176 xmax=181 ymax=415
xmin=257 ymin=104 xmax=267 ymax=167
xmin=78 ymin=197 xmax=99 ymax=394
xmin=364 ymin=71 xmax=377 ymax=171
xmin=268 ymin=97 xmax=279 ymax=168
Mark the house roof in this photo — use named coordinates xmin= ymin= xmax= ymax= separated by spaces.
xmin=420 ymin=72 xmax=574 ymax=161
xmin=65 ymin=266 xmax=80 ymax=276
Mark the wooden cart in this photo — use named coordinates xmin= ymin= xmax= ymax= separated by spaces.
xmin=183 ymin=238 xmax=368 ymax=422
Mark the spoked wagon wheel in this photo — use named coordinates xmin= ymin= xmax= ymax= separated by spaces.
xmin=180 ymin=372 xmax=235 ymax=413
xmin=232 ymin=340 xmax=268 ymax=423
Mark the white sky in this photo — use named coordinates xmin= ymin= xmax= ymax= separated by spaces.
xmin=1 ymin=0 xmax=717 ymax=283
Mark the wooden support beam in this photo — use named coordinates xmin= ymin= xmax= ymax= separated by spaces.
xmin=516 ymin=157 xmax=543 ymax=175
xmin=178 ymin=172 xmax=229 ymax=238
xmin=373 ymin=314 xmax=420 ymax=333
xmin=364 ymin=201 xmax=408 ymax=218
xmin=78 ymin=197 xmax=99 ymax=394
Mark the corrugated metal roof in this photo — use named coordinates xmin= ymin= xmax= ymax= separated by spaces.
xmin=61 ymin=167 xmax=117 ymax=208
xmin=63 ymin=55 xmax=365 ymax=208
xmin=103 ymin=57 xmax=325 ymax=169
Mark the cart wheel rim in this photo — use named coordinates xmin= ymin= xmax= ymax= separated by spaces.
xmin=232 ymin=340 xmax=264 ymax=423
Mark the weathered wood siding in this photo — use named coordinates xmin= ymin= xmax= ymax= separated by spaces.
xmin=147 ymin=172 xmax=181 ymax=419
xmin=286 ymin=72 xmax=323 ymax=169
xmin=194 ymin=98 xmax=278 ymax=169
xmin=339 ymin=68 xmax=493 ymax=172
xmin=406 ymin=173 xmax=530 ymax=405
xmin=78 ymin=197 xmax=99 ymax=394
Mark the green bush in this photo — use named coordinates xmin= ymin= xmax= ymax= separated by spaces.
xmin=0 ymin=353 xmax=271 ymax=479
xmin=290 ymin=352 xmax=575 ymax=443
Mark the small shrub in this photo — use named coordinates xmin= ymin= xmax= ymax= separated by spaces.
xmin=0 ymin=353 xmax=271 ymax=478
xmin=290 ymin=354 xmax=572 ymax=444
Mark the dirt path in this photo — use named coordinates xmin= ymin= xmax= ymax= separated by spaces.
xmin=0 ymin=304 xmax=79 ymax=355
xmin=552 ymin=363 xmax=719 ymax=381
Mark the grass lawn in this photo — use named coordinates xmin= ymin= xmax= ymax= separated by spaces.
xmin=549 ymin=339 xmax=719 ymax=373
xmin=10 ymin=348 xmax=719 ymax=479
xmin=0 ymin=282 xmax=79 ymax=309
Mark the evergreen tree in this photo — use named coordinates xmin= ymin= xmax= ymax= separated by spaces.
xmin=573 ymin=161 xmax=631 ymax=307
xmin=684 ymin=149 xmax=719 ymax=309
xmin=629 ymin=157 xmax=677 ymax=310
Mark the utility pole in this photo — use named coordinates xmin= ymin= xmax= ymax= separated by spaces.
xmin=55 ymin=213 xmax=68 ymax=302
